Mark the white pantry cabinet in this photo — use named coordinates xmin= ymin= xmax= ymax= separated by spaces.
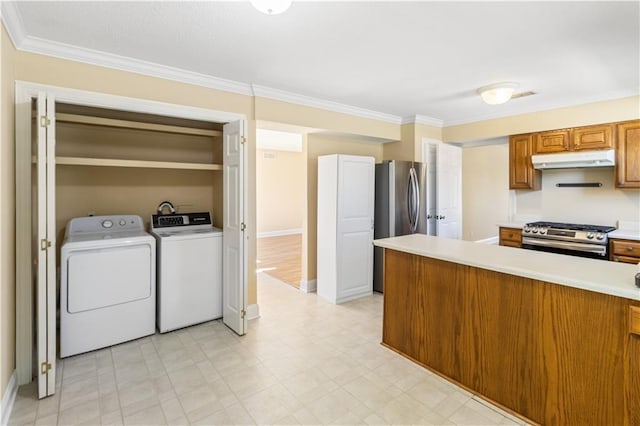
xmin=317 ymin=154 xmax=375 ymax=304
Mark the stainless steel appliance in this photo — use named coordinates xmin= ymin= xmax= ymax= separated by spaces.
xmin=373 ymin=160 xmax=427 ymax=292
xmin=521 ymin=221 xmax=616 ymax=260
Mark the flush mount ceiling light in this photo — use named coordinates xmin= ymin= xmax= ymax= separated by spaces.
xmin=477 ymin=82 xmax=519 ymax=105
xmin=250 ymin=0 xmax=292 ymax=15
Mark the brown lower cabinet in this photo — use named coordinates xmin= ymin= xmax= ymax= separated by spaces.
xmin=499 ymin=226 xmax=522 ymax=247
xmin=382 ymin=249 xmax=639 ymax=426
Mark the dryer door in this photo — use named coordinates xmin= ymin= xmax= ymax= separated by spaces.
xmin=66 ymin=244 xmax=152 ymax=313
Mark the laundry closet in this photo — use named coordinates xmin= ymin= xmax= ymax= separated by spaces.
xmin=52 ymin=102 xmax=224 ymax=240
xmin=15 ymin=83 xmax=248 ymax=398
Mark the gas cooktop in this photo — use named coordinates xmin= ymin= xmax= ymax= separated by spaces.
xmin=525 ymin=221 xmax=616 ymax=234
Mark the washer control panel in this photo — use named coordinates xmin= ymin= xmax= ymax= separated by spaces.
xmin=151 ymin=212 xmax=212 ymax=230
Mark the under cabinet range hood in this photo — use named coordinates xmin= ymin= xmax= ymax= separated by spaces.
xmin=531 ymin=149 xmax=615 ymax=169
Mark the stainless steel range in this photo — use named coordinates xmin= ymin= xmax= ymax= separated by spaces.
xmin=522 ymin=221 xmax=616 ymax=260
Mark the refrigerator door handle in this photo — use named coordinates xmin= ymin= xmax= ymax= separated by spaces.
xmin=407 ymin=167 xmax=419 ymax=233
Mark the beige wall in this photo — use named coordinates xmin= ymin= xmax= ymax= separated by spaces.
xmin=304 ymin=134 xmax=384 ymax=282
xmin=462 ymin=144 xmax=511 ymax=241
xmin=383 ymin=122 xmax=443 ymax=162
xmin=255 ymin=97 xmax=399 ymax=142
xmin=443 ymin=96 xmax=640 ymax=143
xmin=256 ymin=149 xmax=305 ymax=235
xmin=1 ymin=24 xmax=16 ymax=401
xmin=515 ymin=168 xmax=640 ymax=226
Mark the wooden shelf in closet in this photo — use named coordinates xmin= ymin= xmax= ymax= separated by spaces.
xmin=55 ymin=113 xmax=222 ymax=138
xmin=54 ymin=156 xmax=223 ymax=171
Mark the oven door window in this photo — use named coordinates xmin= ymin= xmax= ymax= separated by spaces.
xmin=522 ymin=243 xmax=608 ymax=260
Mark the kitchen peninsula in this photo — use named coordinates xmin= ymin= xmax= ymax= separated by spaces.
xmin=374 ymin=234 xmax=639 ymax=426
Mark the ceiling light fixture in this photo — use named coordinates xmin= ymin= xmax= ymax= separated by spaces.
xmin=477 ymin=82 xmax=519 ymax=105
xmin=250 ymin=0 xmax=292 ymax=15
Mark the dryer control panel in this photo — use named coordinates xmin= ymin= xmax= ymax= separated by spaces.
xmin=67 ymin=215 xmax=145 ymax=236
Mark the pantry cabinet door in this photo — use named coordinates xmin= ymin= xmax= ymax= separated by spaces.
xmin=222 ymin=120 xmax=247 ymax=335
xmin=36 ymin=93 xmax=57 ymax=398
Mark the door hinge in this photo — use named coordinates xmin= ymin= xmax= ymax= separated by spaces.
xmin=240 ymin=223 xmax=246 ymax=231
xmin=40 ymin=115 xmax=51 ymax=128
xmin=241 ymin=136 xmax=246 ymax=145
xmin=241 ymin=309 xmax=246 ymax=319
xmin=40 ymin=239 xmax=52 ymax=251
xmin=40 ymin=362 xmax=52 ymax=375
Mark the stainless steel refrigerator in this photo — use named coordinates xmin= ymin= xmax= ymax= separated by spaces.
xmin=374 ymin=160 xmax=427 ymax=292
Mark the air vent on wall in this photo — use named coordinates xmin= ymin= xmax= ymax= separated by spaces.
xmin=511 ymin=91 xmax=537 ymax=100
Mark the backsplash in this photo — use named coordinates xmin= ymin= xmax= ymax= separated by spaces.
xmin=515 ymin=167 xmax=640 ymax=226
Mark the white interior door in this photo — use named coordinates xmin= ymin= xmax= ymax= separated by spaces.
xmin=336 ymin=156 xmax=375 ymax=300
xmin=423 ymin=143 xmax=437 ymax=236
xmin=36 ymin=93 xmax=56 ymax=398
xmin=436 ymin=143 xmax=462 ymax=239
xmin=222 ymin=120 xmax=247 ymax=335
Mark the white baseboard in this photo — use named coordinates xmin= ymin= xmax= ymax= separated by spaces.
xmin=257 ymin=228 xmax=302 ymax=238
xmin=246 ymin=303 xmax=260 ymax=320
xmin=474 ymin=236 xmax=499 ymax=245
xmin=300 ymin=279 xmax=317 ymax=293
xmin=1 ymin=370 xmax=17 ymax=426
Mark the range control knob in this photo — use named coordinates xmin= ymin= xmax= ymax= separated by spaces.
xmin=586 ymin=232 xmax=595 ymax=239
xmin=531 ymin=227 xmax=538 ymax=234
xmin=539 ymin=227 xmax=547 ymax=235
xmin=596 ymin=232 xmax=605 ymax=240
xmin=523 ymin=225 xmax=530 ymax=233
xmin=119 ymin=219 xmax=126 ymax=226
xmin=102 ymin=220 xmax=113 ymax=229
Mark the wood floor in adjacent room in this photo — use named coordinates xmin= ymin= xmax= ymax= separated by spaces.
xmin=256 ymin=234 xmax=302 ymax=288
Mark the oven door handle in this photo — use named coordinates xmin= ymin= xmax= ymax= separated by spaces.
xmin=522 ymin=237 xmax=607 ymax=254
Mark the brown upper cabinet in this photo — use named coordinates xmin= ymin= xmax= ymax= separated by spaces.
xmin=509 ymin=134 xmax=540 ymax=190
xmin=535 ymin=130 xmax=570 ymax=153
xmin=511 ymin=120 xmax=638 ymax=190
xmin=615 ymin=120 xmax=640 ymax=188
xmin=534 ymin=124 xmax=614 ymax=154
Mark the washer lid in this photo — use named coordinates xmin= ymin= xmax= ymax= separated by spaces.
xmin=152 ymin=226 xmax=222 ymax=238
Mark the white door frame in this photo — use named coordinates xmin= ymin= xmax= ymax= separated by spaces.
xmin=421 ymin=138 xmax=463 ymax=239
xmin=15 ymin=80 xmax=246 ymax=386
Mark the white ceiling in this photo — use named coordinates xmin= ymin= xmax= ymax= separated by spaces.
xmin=3 ymin=1 xmax=639 ymax=126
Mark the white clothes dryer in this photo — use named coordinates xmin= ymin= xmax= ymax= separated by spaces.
xmin=151 ymin=212 xmax=223 ymax=333
xmin=60 ymin=215 xmax=156 ymax=358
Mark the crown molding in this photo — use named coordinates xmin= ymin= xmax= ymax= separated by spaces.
xmin=18 ymin=36 xmax=255 ymax=96
xmin=1 ymin=1 xmax=26 ymax=48
xmin=401 ymin=114 xmax=444 ymax=127
xmin=252 ymin=85 xmax=402 ymax=125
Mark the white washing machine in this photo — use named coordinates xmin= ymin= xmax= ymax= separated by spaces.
xmin=151 ymin=211 xmax=223 ymax=333
xmin=60 ymin=215 xmax=156 ymax=358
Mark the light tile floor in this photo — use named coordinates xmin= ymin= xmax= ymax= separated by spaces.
xmin=9 ymin=273 xmax=530 ymax=425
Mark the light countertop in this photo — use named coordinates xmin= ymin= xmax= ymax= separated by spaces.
xmin=497 ymin=222 xmax=525 ymax=229
xmin=609 ymin=229 xmax=640 ymax=241
xmin=374 ymin=234 xmax=640 ymax=301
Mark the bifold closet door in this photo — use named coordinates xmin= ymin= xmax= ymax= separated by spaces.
xmin=222 ymin=119 xmax=247 ymax=336
xmin=36 ymin=93 xmax=57 ymax=398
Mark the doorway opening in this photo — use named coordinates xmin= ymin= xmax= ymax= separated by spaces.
xmin=255 ymin=129 xmax=305 ymax=289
